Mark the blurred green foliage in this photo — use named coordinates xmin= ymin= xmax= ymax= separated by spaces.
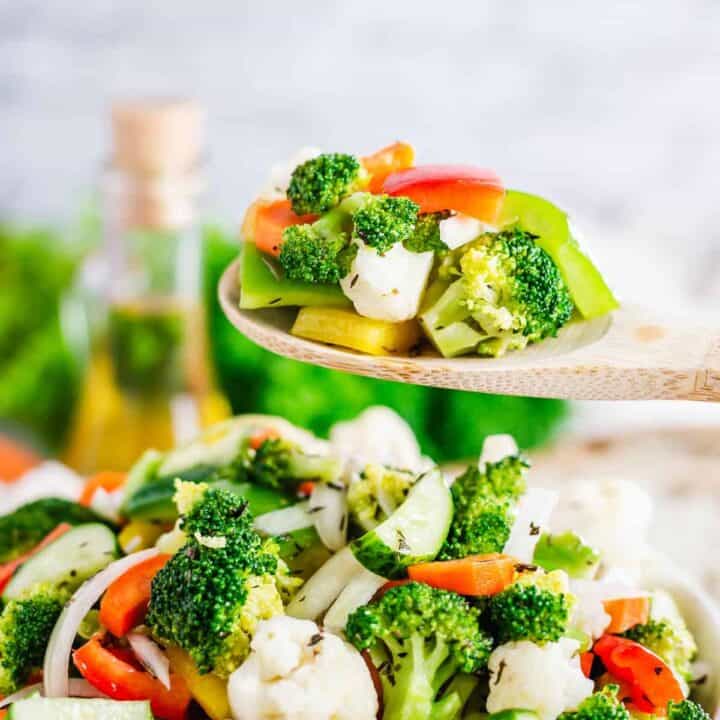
xmin=0 ymin=222 xmax=568 ymax=460
xmin=0 ymin=225 xmax=80 ymax=446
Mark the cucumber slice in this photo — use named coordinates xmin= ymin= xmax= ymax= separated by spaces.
xmin=120 ymin=449 xmax=164 ymax=514
xmin=125 ymin=477 xmax=291 ymax=522
xmin=239 ymin=242 xmax=351 ymax=309
xmin=351 ymin=468 xmax=452 ymax=578
xmin=9 ymin=695 xmax=152 ymax=719
xmin=3 ymin=524 xmax=118 ymax=601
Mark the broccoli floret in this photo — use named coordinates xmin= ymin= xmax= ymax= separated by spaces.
xmin=347 ymin=464 xmax=418 ymax=533
xmin=622 ymin=618 xmax=698 ymax=682
xmin=287 ymin=153 xmax=365 ymax=215
xmin=279 ymin=204 xmax=356 ymax=284
xmin=225 ymin=436 xmax=343 ymax=493
xmin=352 ymin=195 xmax=419 ymax=254
xmin=559 ymin=685 xmax=630 ymax=720
xmin=346 ymin=582 xmax=492 ymax=720
xmin=667 ymin=700 xmax=711 ymax=720
xmin=403 ymin=211 xmax=451 ymax=254
xmin=439 ymin=456 xmax=528 ymax=560
xmin=488 ymin=570 xmax=572 ymax=645
xmin=0 ymin=583 xmax=66 ymax=695
xmin=146 ymin=482 xmax=290 ymax=677
xmin=422 ymin=228 xmax=574 ymax=358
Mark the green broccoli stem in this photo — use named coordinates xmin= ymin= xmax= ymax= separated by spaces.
xmin=429 ymin=674 xmax=479 ymax=720
xmin=383 ymin=635 xmax=455 ymax=720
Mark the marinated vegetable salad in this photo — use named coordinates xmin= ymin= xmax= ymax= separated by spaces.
xmin=238 ymin=144 xmax=619 ymax=357
xmin=0 ymin=409 xmax=712 ymax=720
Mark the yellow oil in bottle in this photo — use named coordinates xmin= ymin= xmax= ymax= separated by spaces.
xmin=62 ymin=100 xmax=230 ymax=473
xmin=63 ymin=300 xmax=229 ymax=473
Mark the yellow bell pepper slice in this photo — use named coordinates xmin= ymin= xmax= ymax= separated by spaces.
xmin=118 ymin=520 xmax=166 ymax=554
xmin=291 ymin=307 xmax=422 ymax=356
xmin=166 ymin=646 xmax=231 ymax=720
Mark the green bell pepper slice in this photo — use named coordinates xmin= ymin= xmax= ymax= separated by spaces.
xmin=239 ymin=242 xmax=351 ymax=310
xmin=500 ymin=190 xmax=619 ymax=319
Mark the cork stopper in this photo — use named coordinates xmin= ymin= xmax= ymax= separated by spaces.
xmin=111 ymin=99 xmax=203 ymax=175
xmin=108 ymin=99 xmax=203 ymax=230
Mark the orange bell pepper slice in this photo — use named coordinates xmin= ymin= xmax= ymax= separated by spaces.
xmin=79 ymin=471 xmax=126 ymax=507
xmin=0 ymin=435 xmax=40 ymax=482
xmin=246 ymin=199 xmax=316 ymax=257
xmin=362 ymin=142 xmax=415 ymax=193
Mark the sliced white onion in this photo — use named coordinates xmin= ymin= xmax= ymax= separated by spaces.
xmin=253 ymin=501 xmax=313 ymax=536
xmin=0 ymin=683 xmax=41 ymax=708
xmin=309 ymin=482 xmax=347 ymax=552
xmin=286 ymin=546 xmax=363 ymax=620
xmin=128 ymin=632 xmax=171 ymax=690
xmin=479 ymin=434 xmax=519 ymax=467
xmin=43 ymin=548 xmax=160 ymax=698
xmin=323 ymin=568 xmax=386 ymax=635
xmin=503 ymin=488 xmax=558 ymax=563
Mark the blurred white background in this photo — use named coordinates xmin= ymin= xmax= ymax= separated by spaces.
xmin=2 ymin=0 xmax=720 ymax=310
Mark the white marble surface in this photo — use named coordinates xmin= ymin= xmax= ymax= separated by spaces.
xmin=2 ymin=0 xmax=720 ymax=309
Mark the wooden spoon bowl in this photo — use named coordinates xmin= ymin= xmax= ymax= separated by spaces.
xmin=219 ymin=258 xmax=720 ymax=402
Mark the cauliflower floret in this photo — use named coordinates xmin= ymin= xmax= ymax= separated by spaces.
xmin=439 ymin=213 xmax=494 ymax=250
xmin=550 ymin=478 xmax=653 ymax=573
xmin=340 ymin=239 xmax=433 ymax=322
xmin=487 ymin=638 xmax=593 ymax=720
xmin=228 ymin=615 xmax=378 ymax=720
xmin=329 ymin=406 xmax=428 ymax=472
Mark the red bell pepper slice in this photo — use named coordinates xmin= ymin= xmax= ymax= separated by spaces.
xmin=0 ymin=523 xmax=71 ymax=595
xmin=382 ymin=165 xmax=505 ymax=222
xmin=593 ymin=634 xmax=684 ymax=714
xmin=74 ymin=634 xmax=191 ymax=720
xmin=99 ymin=553 xmax=171 ymax=638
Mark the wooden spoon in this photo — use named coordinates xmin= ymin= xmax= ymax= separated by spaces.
xmin=219 ymin=258 xmax=720 ymax=402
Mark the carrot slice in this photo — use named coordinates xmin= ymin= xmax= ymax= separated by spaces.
xmin=363 ymin=142 xmax=415 ymax=194
xmin=408 ymin=553 xmax=516 ymax=596
xmin=0 ymin=523 xmax=71 ymax=594
xmin=99 ymin=554 xmax=171 ymax=638
xmin=603 ymin=596 xmax=650 ymax=634
xmin=79 ymin=471 xmax=126 ymax=507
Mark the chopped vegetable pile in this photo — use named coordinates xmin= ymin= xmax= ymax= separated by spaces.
xmin=0 ymin=410 xmax=711 ymax=720
xmin=239 ymin=143 xmax=619 ymax=358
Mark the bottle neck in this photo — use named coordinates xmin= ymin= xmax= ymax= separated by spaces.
xmin=100 ymin=163 xmax=205 ymax=305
